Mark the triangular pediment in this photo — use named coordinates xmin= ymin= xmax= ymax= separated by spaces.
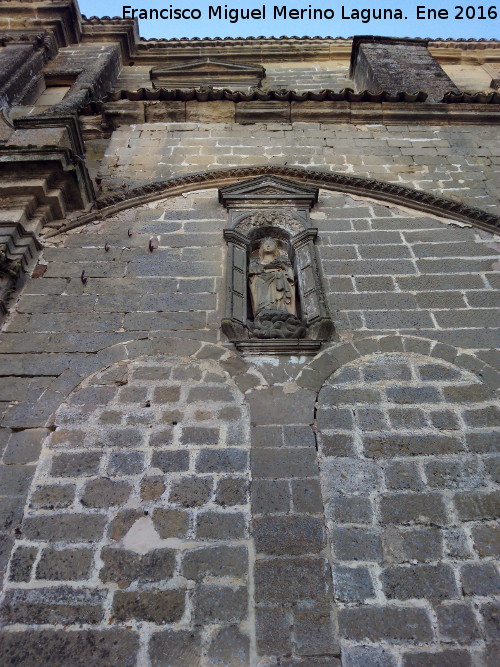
xmin=219 ymin=176 xmax=318 ymax=209
xmin=150 ymin=59 xmax=265 ymax=89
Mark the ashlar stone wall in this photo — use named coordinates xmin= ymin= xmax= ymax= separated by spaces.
xmin=317 ymin=352 xmax=500 ymax=665
xmin=0 ymin=181 xmax=499 ymax=665
xmin=2 ymin=353 xmax=253 ymax=665
xmin=93 ymin=122 xmax=500 ymax=216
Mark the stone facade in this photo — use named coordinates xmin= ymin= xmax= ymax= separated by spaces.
xmin=0 ymin=2 xmax=499 ymax=665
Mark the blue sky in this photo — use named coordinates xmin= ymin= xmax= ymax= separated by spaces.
xmin=79 ymin=1 xmax=499 ymax=39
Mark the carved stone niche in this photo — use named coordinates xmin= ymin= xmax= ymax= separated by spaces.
xmin=219 ymin=176 xmax=335 ymax=355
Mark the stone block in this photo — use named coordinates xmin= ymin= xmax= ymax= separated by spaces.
xmin=108 ymin=451 xmax=145 ymax=475
xmin=196 ymin=511 xmax=245 ymax=540
xmin=215 ymin=476 xmax=248 ymax=506
xmin=252 ymin=478 xmax=290 ymax=514
xmin=9 ymin=546 xmax=37 ymax=582
xmin=291 ymin=479 xmax=323 ymax=513
xmin=0 ymin=464 xmax=35 ymax=495
xmin=182 ymin=545 xmax=248 ymax=581
xmin=100 ymin=547 xmax=176 ymax=584
xmin=113 ymin=589 xmax=185 ymax=623
xmin=322 ymin=458 xmax=383 ymax=494
xmin=480 ymin=601 xmax=500 ymax=640
xmin=51 ymin=452 xmax=101 ymax=477
xmin=81 ymin=478 xmax=131 ymax=508
xmin=23 ymin=514 xmax=106 ymax=542
xmin=186 ymin=101 xmax=235 ymax=123
xmin=328 ymin=495 xmax=374 ymax=524
xmin=180 ymin=426 xmax=219 ymax=446
xmin=382 ymin=527 xmax=443 ymax=563
xmin=384 ymin=461 xmax=425 ymax=491
xmin=256 ymin=607 xmax=292 ymax=657
xmin=283 ymin=424 xmax=316 ymax=448
xmin=380 ymin=492 xmax=449 ymax=525
xmin=144 ymin=101 xmax=185 ymax=122
xmin=194 ymin=584 xmax=247 ymax=623
xmin=30 ymin=484 xmax=75 ymax=509
xmin=206 ymin=626 xmax=249 ymax=666
xmin=382 ymin=563 xmax=459 ymax=600
xmin=149 ymin=630 xmax=202 ymax=667
xmin=253 ymin=515 xmax=325 ymax=556
xmin=471 ymin=523 xmax=500 ymax=556
xmin=152 ymin=385 xmax=181 ymax=403
xmin=196 ymin=448 xmax=248 ymax=473
xmin=333 ymin=565 xmax=375 ymax=602
xmin=435 ymin=602 xmax=480 ymax=642
xmin=332 ymin=527 xmax=382 ymax=561
xmin=169 ymin=476 xmax=213 ymax=507
xmin=342 ymin=645 xmax=397 ymax=667
xmin=339 ymin=606 xmax=433 ymax=642
xmin=402 ymin=650 xmax=473 ymax=667
xmin=252 ymin=447 xmax=318 ymax=479
xmin=151 ymin=450 xmax=189 ymax=473
xmin=1 ymin=587 xmax=105 ymax=624
xmin=293 ymin=609 xmax=340 ymax=657
xmin=255 ymin=557 xmax=330 ymax=604
xmin=318 ymin=432 xmax=356 ymax=457
xmin=0 ymin=630 xmax=139 ymax=667
xmin=460 ymin=562 xmax=500 ymax=596
xmin=36 ymin=548 xmax=92 ymax=581
xmin=463 ymin=407 xmax=500 ymax=428
xmin=3 ymin=428 xmax=46 ymax=464
xmin=152 ymin=508 xmax=189 ymax=538
xmin=140 ymin=476 xmax=165 ymax=502
xmin=454 ymin=491 xmax=500 ymax=521
xmin=425 ymin=458 xmax=486 ymax=489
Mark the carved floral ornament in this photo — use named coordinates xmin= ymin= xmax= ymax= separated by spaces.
xmin=235 ymin=211 xmax=305 ymax=236
xmin=219 ymin=176 xmax=334 ymax=355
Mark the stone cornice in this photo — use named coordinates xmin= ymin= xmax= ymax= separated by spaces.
xmin=46 ymin=166 xmax=500 ymax=238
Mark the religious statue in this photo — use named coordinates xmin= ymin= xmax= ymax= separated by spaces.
xmin=248 ymin=237 xmax=297 ymax=317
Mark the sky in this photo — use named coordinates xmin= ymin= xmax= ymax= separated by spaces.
xmin=78 ymin=1 xmax=500 ymax=40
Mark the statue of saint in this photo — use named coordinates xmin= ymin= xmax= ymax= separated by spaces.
xmin=248 ymin=237 xmax=297 ymax=317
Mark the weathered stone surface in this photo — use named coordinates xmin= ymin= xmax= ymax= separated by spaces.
xmin=23 ymin=514 xmax=107 ymax=542
xmin=215 ymin=476 xmax=249 ymax=506
xmin=196 ymin=511 xmax=245 ymax=540
xmin=1 ymin=587 xmax=106 ymax=624
xmin=9 ymin=546 xmax=37 ymax=582
xmin=193 ymin=584 xmax=247 ymax=623
xmin=339 ymin=606 xmax=433 ymax=642
xmin=100 ymin=547 xmax=176 ymax=583
xmin=435 ymin=602 xmax=480 ymax=642
xmin=206 ymin=626 xmax=250 ymax=666
xmin=182 ymin=545 xmax=248 ymax=581
xmin=81 ymin=478 xmax=132 ymax=508
xmin=113 ymin=589 xmax=185 ymax=623
xmin=30 ymin=484 xmax=75 ymax=509
xmin=149 ymin=630 xmax=202 ymax=666
xmin=152 ymin=508 xmax=189 ymax=538
xmin=256 ymin=607 xmax=292 ymax=657
xmin=253 ymin=515 xmax=325 ymax=555
xmin=333 ymin=565 xmax=375 ymax=602
xmin=36 ymin=548 xmax=93 ymax=581
xmin=255 ymin=557 xmax=330 ymax=604
xmin=0 ymin=630 xmax=139 ymax=666
xmin=382 ymin=563 xmax=459 ymax=600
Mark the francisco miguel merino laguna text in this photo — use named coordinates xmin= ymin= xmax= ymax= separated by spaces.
xmin=122 ymin=5 xmax=407 ymax=24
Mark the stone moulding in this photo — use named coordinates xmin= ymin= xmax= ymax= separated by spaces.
xmin=150 ymin=59 xmax=265 ymax=90
xmin=47 ymin=166 xmax=500 ymax=239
